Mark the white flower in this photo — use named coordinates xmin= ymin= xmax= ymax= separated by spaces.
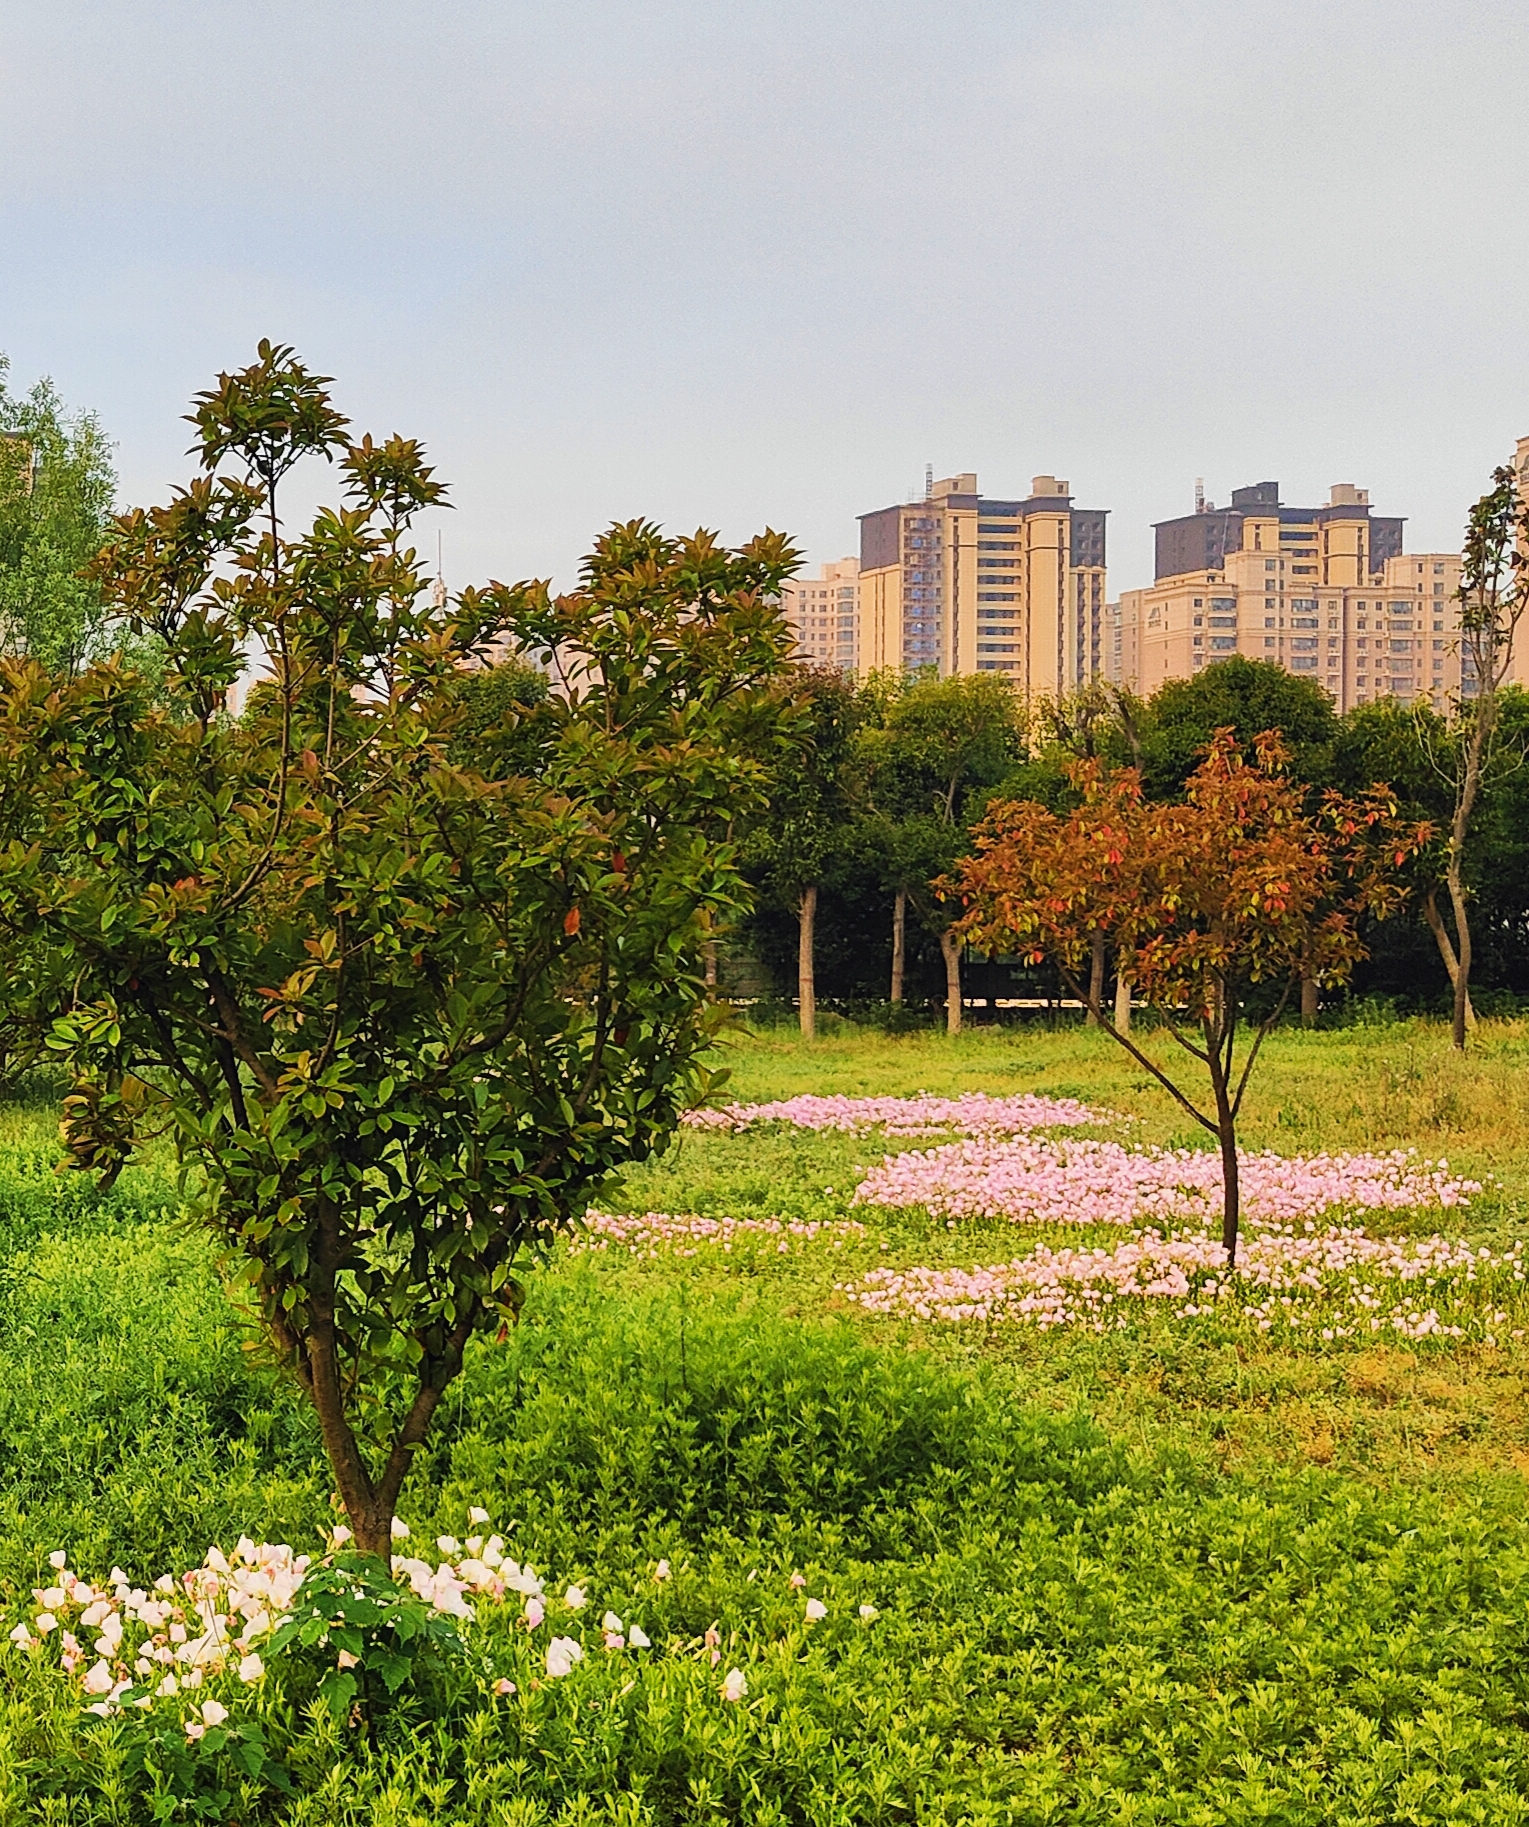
xmin=238 ymin=1654 xmax=264 ymax=1683
xmin=200 ymin=1699 xmax=228 ymax=1727
xmin=436 ymin=1536 xmax=460 ymax=1557
xmin=337 ymin=1650 xmax=360 ymax=1669
xmin=157 ymin=1675 xmax=179 ymax=1698
xmin=81 ymin=1660 xmax=114 ymax=1695
xmin=564 ymin=1585 xmax=587 ymax=1610
xmin=48 ymin=1551 xmax=68 ymax=1572
xmin=601 ymin=1611 xmax=624 ymax=1633
xmin=804 ymin=1598 xmax=827 ymax=1622
xmin=721 ymin=1667 xmax=747 ymax=1702
xmin=34 ymin=1613 xmax=57 ymax=1634
xmin=545 ymin=1636 xmax=584 ymax=1679
xmin=184 ymin=1720 xmax=205 ymax=1742
xmin=859 ymin=1603 xmax=879 ymax=1622
xmin=469 ymin=1507 xmax=491 ymax=1526
xmin=653 ymin=1559 xmax=672 ymax=1582
xmin=8 ymin=1624 xmax=33 ymax=1649
xmin=627 ymin=1625 xmax=651 ymax=1649
xmin=390 ymin=1518 xmax=410 ymax=1540
xmin=331 ymin=1525 xmax=353 ymax=1545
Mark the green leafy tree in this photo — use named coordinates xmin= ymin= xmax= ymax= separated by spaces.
xmin=1139 ymin=656 xmax=1338 ymax=801
xmin=859 ymin=672 xmax=1022 ymax=1030
xmin=0 ymin=342 xmax=796 ymax=1555
xmin=744 ymin=665 xmax=866 ymax=1038
xmin=0 ymin=355 xmax=117 ymax=672
xmin=1434 ymin=463 xmax=1529 ymax=1048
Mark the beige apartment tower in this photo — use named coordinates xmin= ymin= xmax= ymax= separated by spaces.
xmin=1119 ymin=477 xmax=1527 ymax=711
xmin=781 ymin=558 xmax=860 ymax=671
xmin=856 ymin=473 xmax=1108 ymax=690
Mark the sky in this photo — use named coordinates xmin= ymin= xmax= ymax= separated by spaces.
xmin=2 ymin=0 xmax=1527 ymax=597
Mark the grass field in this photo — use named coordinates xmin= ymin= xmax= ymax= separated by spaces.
xmin=3 ymin=1016 xmax=1529 ymax=1822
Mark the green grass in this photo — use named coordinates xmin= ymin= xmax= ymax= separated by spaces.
xmin=5 ymin=1018 xmax=1529 ymax=1820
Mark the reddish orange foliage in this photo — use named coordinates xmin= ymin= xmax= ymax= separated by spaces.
xmin=948 ymin=730 xmax=1427 ymax=1262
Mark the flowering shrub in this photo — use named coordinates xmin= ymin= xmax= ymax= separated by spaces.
xmin=843 ymin=1226 xmax=1526 ymax=1340
xmin=683 ymin=1092 xmax=1114 ymax=1136
xmin=578 ymin=1210 xmax=867 ymax=1257
xmin=853 ymin=1137 xmax=1483 ymax=1228
xmin=10 ymin=1511 xmax=856 ymax=1746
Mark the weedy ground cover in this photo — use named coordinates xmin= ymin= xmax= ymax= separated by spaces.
xmin=4 ymin=1018 xmax=1529 ymax=1820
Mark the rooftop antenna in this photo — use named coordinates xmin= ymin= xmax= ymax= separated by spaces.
xmin=1194 ymin=478 xmax=1206 ymax=514
xmin=924 ymin=463 xmax=934 ymax=502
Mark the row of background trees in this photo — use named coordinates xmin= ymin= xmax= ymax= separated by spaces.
xmin=5 ymin=350 xmax=1526 ymax=1042
xmin=740 ymin=655 xmax=1529 ymax=1036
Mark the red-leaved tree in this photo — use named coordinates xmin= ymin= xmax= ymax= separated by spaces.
xmin=951 ymin=730 xmax=1424 ymax=1263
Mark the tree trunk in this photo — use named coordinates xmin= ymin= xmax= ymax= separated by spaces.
xmin=703 ymin=939 xmax=718 ymax=990
xmin=940 ymin=927 xmax=962 ymax=1035
xmin=890 ymin=889 xmax=906 ymax=1004
xmin=1422 ymin=887 xmax=1477 ymax=1032
xmin=798 ymin=885 xmax=817 ymax=1041
xmin=1300 ymin=974 xmax=1318 ymax=1027
xmin=1113 ymin=971 xmax=1132 ymax=1035
xmin=1218 ymin=1115 xmax=1241 ymax=1268
xmin=1206 ymin=999 xmax=1241 ymax=1266
xmin=1087 ymin=930 xmax=1106 ymax=1026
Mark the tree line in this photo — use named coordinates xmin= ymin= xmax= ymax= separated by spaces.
xmin=741 ymin=649 xmax=1529 ymax=1042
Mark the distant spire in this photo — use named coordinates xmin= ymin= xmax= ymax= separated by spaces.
xmin=924 ymin=463 xmax=934 ymax=503
xmin=1194 ymin=478 xmax=1206 ymax=514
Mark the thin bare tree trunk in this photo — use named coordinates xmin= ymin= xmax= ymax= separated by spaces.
xmin=940 ymin=927 xmax=962 ymax=1035
xmin=703 ymin=940 xmax=718 ymax=990
xmin=798 ymin=884 xmax=817 ymax=1041
xmin=1422 ymin=886 xmax=1477 ymax=1031
xmin=890 ymin=889 xmax=906 ymax=1004
xmin=1300 ymin=975 xmax=1318 ymax=1027
xmin=1206 ymin=1004 xmax=1242 ymax=1267
xmin=1113 ymin=971 xmax=1132 ymax=1035
xmin=1087 ymin=930 xmax=1106 ymax=1026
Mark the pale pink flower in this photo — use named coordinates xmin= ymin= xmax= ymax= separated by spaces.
xmin=200 ymin=1699 xmax=228 ymax=1727
xmin=81 ymin=1660 xmax=114 ymax=1695
xmin=564 ymin=1585 xmax=587 ymax=1610
xmin=804 ymin=1598 xmax=827 ymax=1622
xmin=653 ymin=1559 xmax=671 ymax=1582
xmin=546 ymin=1636 xmax=583 ymax=1679
xmin=720 ymin=1667 xmax=747 ymax=1702
xmin=493 ymin=1677 xmax=515 ymax=1696
xmin=336 ymin=1650 xmax=360 ymax=1670
xmin=524 ymin=1596 xmax=545 ymax=1630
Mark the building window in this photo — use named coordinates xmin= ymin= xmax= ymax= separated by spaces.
xmin=1210 ymin=637 xmax=1237 ymax=650
xmin=977 ymin=592 xmax=1016 ymax=603
xmin=1264 ymin=617 xmax=1276 ymax=628
xmin=1264 ymin=637 xmax=1276 ymax=648
xmin=1291 ymin=657 xmax=1319 ymax=670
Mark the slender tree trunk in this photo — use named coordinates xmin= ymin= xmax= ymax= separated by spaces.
xmin=1113 ymin=970 xmax=1132 ymax=1035
xmin=940 ymin=927 xmax=962 ymax=1035
xmin=798 ymin=885 xmax=817 ymax=1041
xmin=1206 ymin=1008 xmax=1241 ymax=1266
xmin=703 ymin=940 xmax=718 ymax=990
xmin=1300 ymin=975 xmax=1318 ymax=1027
xmin=1087 ymin=930 xmax=1106 ymax=1026
xmin=1422 ymin=887 xmax=1477 ymax=1030
xmin=890 ymin=889 xmax=907 ymax=1004
xmin=1447 ymin=693 xmax=1495 ymax=1050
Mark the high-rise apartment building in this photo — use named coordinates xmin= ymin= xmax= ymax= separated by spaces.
xmin=1118 ymin=478 xmax=1519 ymax=711
xmin=855 ymin=473 xmax=1108 ymax=690
xmin=781 ymin=558 xmax=859 ymax=671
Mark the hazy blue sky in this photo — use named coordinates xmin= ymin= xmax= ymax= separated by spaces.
xmin=3 ymin=0 xmax=1526 ymax=594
